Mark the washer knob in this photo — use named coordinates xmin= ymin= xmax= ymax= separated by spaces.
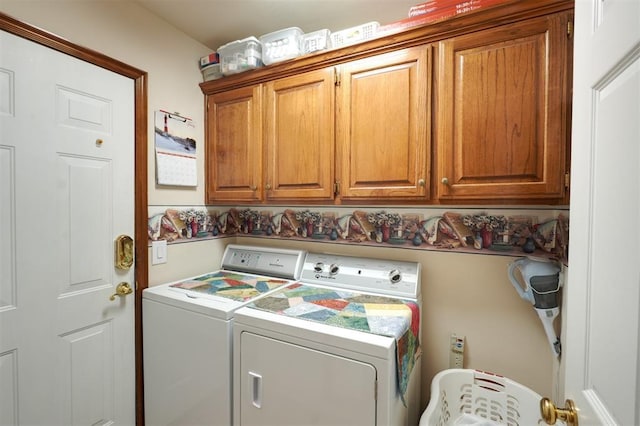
xmin=389 ymin=269 xmax=402 ymax=284
xmin=329 ymin=264 xmax=340 ymax=275
xmin=313 ymin=262 xmax=324 ymax=273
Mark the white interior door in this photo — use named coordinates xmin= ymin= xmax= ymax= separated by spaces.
xmin=562 ymin=0 xmax=640 ymax=424
xmin=0 ymin=30 xmax=135 ymax=425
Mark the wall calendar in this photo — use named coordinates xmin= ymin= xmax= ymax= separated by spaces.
xmin=154 ymin=110 xmax=197 ymax=186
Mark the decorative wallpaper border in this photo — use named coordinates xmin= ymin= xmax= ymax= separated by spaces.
xmin=148 ymin=206 xmax=569 ymax=262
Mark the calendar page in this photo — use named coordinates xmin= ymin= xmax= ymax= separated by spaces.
xmin=154 ymin=110 xmax=197 ymax=186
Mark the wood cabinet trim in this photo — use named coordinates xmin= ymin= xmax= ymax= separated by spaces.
xmin=199 ymin=0 xmax=573 ymax=95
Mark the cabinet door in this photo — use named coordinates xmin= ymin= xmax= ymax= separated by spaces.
xmin=264 ymin=68 xmax=335 ymax=200
xmin=206 ymin=86 xmax=262 ymax=203
xmin=336 ymin=46 xmax=431 ymax=200
xmin=435 ymin=12 xmax=571 ymax=201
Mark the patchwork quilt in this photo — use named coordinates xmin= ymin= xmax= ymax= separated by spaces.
xmin=249 ymin=283 xmax=421 ymax=405
xmin=169 ymin=271 xmax=291 ymax=301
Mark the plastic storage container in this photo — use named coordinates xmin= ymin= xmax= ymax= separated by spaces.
xmin=259 ymin=27 xmax=303 ymax=65
xmin=218 ymin=36 xmax=263 ymax=75
xmin=330 ymin=21 xmax=379 ymax=48
xmin=420 ymin=369 xmax=549 ymax=426
xmin=302 ymin=29 xmax=331 ymax=54
xmin=201 ymin=63 xmax=223 ymax=81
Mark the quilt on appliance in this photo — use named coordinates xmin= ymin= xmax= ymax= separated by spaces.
xmin=250 ymin=283 xmax=421 ymax=405
xmin=169 ymin=271 xmax=289 ymax=301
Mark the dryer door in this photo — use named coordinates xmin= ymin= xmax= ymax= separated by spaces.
xmin=238 ymin=332 xmax=377 ymax=426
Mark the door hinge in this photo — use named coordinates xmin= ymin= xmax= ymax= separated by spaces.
xmin=565 ymin=172 xmax=570 ymax=188
xmin=567 ymin=20 xmax=573 ymax=38
xmin=334 ymin=181 xmax=340 ymax=195
xmin=334 ymin=67 xmax=341 ymax=86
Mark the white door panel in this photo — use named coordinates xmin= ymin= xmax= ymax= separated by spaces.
xmin=0 ymin=144 xmax=16 ymax=311
xmin=57 ymin=154 xmax=112 ymax=293
xmin=0 ymin=349 xmax=18 ymax=425
xmin=0 ymin=29 xmax=134 ymax=425
xmin=564 ymin=0 xmax=640 ymax=424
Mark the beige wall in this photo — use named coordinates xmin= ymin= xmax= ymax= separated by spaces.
xmin=2 ymin=1 xmax=559 ymax=415
xmin=1 ymin=0 xmax=211 ymax=206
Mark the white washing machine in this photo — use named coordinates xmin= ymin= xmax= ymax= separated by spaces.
xmin=142 ymin=244 xmax=306 ymax=426
xmin=232 ymin=251 xmax=422 ymax=426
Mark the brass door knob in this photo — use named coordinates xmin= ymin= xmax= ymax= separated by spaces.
xmin=541 ymin=397 xmax=579 ymax=426
xmin=441 ymin=177 xmax=449 ymax=185
xmin=418 ymin=178 xmax=426 ymax=187
xmin=265 ymin=183 xmax=272 ymax=190
xmin=110 ymin=282 xmax=133 ymax=301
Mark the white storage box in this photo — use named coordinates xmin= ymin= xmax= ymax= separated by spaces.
xmin=218 ymin=36 xmax=263 ymax=75
xmin=330 ymin=21 xmax=379 ymax=48
xmin=421 ymin=369 xmax=550 ymax=426
xmin=302 ymin=29 xmax=331 ymax=54
xmin=201 ymin=63 xmax=223 ymax=81
xmin=259 ymin=27 xmax=303 ymax=65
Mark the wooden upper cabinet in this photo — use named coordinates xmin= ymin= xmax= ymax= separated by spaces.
xmin=206 ymin=86 xmax=262 ymax=203
xmin=200 ymin=1 xmax=574 ymax=206
xmin=264 ymin=68 xmax=335 ymax=201
xmin=435 ymin=11 xmax=572 ymax=202
xmin=336 ymin=46 xmax=431 ymax=200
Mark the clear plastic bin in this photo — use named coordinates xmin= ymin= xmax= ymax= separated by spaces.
xmin=330 ymin=21 xmax=379 ymax=48
xmin=259 ymin=27 xmax=303 ymax=65
xmin=302 ymin=29 xmax=331 ymax=54
xmin=218 ymin=36 xmax=262 ymax=75
xmin=201 ymin=63 xmax=223 ymax=81
xmin=421 ymin=369 xmax=553 ymax=426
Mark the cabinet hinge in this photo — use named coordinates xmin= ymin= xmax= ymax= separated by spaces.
xmin=565 ymin=172 xmax=570 ymax=188
xmin=334 ymin=181 xmax=340 ymax=195
xmin=334 ymin=67 xmax=341 ymax=86
xmin=567 ymin=20 xmax=573 ymax=38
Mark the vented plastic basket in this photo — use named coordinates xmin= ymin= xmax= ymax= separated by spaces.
xmin=330 ymin=21 xmax=379 ymax=48
xmin=421 ymin=369 xmax=549 ymax=426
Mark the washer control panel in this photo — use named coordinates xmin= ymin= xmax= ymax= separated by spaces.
xmin=221 ymin=244 xmax=306 ymax=280
xmin=301 ymin=252 xmax=421 ymax=299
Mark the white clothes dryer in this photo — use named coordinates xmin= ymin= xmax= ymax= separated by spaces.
xmin=142 ymin=244 xmax=306 ymax=426
xmin=232 ymin=251 xmax=422 ymax=426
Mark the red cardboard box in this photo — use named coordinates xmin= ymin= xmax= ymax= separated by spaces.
xmin=380 ymin=0 xmax=508 ymax=35
xmin=199 ymin=52 xmax=219 ymax=68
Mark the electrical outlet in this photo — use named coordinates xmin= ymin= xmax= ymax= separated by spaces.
xmin=449 ymin=334 xmax=465 ymax=368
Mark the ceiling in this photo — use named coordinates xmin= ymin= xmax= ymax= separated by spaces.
xmin=133 ymin=0 xmax=419 ymax=51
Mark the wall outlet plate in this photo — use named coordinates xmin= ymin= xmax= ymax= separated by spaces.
xmin=151 ymin=240 xmax=167 ymax=265
xmin=449 ymin=334 xmax=465 ymax=368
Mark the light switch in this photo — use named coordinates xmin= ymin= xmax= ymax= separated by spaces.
xmin=151 ymin=240 xmax=167 ymax=265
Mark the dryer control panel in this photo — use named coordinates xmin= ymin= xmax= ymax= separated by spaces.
xmin=301 ymin=252 xmax=421 ymax=299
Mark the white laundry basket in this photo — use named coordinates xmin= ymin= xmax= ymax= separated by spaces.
xmin=420 ymin=369 xmax=550 ymax=426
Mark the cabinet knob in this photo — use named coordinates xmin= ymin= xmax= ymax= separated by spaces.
xmin=265 ymin=183 xmax=272 ymax=190
xmin=418 ymin=178 xmax=426 ymax=187
xmin=250 ymin=185 xmax=257 ymax=191
xmin=441 ymin=177 xmax=449 ymax=185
